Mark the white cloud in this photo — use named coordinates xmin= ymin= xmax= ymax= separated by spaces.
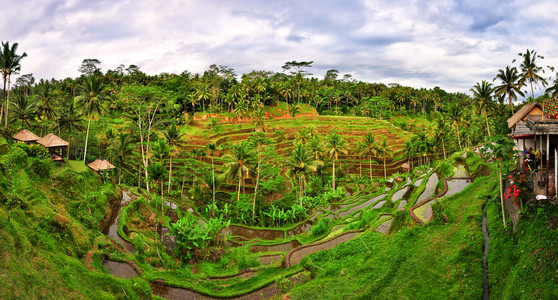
xmin=2 ymin=0 xmax=558 ymax=96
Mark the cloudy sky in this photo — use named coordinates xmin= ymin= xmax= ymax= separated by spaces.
xmin=2 ymin=0 xmax=558 ymax=96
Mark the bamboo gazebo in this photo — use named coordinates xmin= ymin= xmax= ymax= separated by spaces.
xmin=12 ymin=129 xmax=40 ymax=145
xmin=37 ymin=133 xmax=69 ymax=162
xmin=87 ymin=158 xmax=115 ymax=173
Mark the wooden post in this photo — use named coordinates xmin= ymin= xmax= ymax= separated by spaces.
xmin=555 ymin=147 xmax=557 ymax=200
xmin=523 ymin=138 xmax=526 ymax=172
xmin=547 ymin=133 xmax=550 ymax=195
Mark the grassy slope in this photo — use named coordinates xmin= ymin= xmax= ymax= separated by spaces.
xmin=0 ymin=148 xmax=151 ymax=298
xmin=486 ymin=200 xmax=558 ymax=299
xmin=289 ymin=169 xmax=498 ymax=299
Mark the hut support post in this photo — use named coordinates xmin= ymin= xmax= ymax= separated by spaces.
xmin=547 ymin=133 xmax=550 ymax=196
xmin=523 ymin=139 xmax=526 ymax=172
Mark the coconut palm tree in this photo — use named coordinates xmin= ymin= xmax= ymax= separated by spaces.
xmin=110 ymin=132 xmax=133 ymax=184
xmin=324 ymin=132 xmax=348 ymax=190
xmin=518 ymin=49 xmax=547 ymax=101
xmin=361 ymin=133 xmax=377 ymax=182
xmin=470 ymin=80 xmax=496 ymax=138
xmin=58 ymin=101 xmax=86 ymax=159
xmin=10 ymin=93 xmax=36 ymax=130
xmin=35 ymin=83 xmax=58 ymax=136
xmin=148 ymin=162 xmax=166 ymax=260
xmin=374 ymin=137 xmax=393 ymax=179
xmin=164 ymin=125 xmax=187 ymax=193
xmin=546 ymin=72 xmax=558 ymax=101
xmin=206 ymin=143 xmax=218 ymax=213
xmin=288 ymin=143 xmax=323 ymax=205
xmin=0 ymin=41 xmax=27 ymax=128
xmin=494 ymin=66 xmax=524 ymax=113
xmin=75 ymin=75 xmax=108 ymax=163
xmin=488 ymin=135 xmax=515 ymax=227
xmin=223 ymin=142 xmax=255 ymax=202
xmin=434 ymin=114 xmax=449 ymax=159
xmin=447 ymin=102 xmax=464 ymax=151
xmin=251 ymin=107 xmax=266 ymax=132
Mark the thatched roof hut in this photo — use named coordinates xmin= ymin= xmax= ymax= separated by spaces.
xmin=12 ymin=129 xmax=40 ymax=143
xmin=87 ymin=158 xmax=115 ymax=172
xmin=37 ymin=133 xmax=69 ymax=148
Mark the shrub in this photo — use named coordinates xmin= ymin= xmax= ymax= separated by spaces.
xmin=28 ymin=157 xmax=53 ymax=179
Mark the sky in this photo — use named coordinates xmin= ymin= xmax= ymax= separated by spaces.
xmin=2 ymin=0 xmax=558 ymax=96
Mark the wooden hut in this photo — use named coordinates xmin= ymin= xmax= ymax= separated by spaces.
xmin=12 ymin=129 xmax=40 ymax=144
xmin=37 ymin=133 xmax=69 ymax=162
xmin=507 ymin=103 xmax=543 ymax=153
xmin=400 ymin=163 xmax=410 ymax=173
xmin=87 ymin=158 xmax=115 ymax=173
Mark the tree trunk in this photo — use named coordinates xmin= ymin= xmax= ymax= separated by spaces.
xmin=369 ymin=155 xmax=373 ymax=182
xmin=253 ymin=160 xmax=260 ymax=220
xmin=332 ymin=159 xmax=336 ymax=190
xmin=383 ymin=157 xmax=387 ymax=179
xmin=5 ymin=75 xmax=12 ymax=128
xmin=499 ymin=162 xmax=507 ymax=227
xmin=83 ymin=116 xmax=92 ymax=163
xmin=237 ymin=175 xmax=242 ymax=202
xmin=167 ymin=156 xmax=173 ymax=193
xmin=456 ymin=124 xmax=462 ymax=151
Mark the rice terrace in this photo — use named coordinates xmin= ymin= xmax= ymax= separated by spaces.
xmin=1 ymin=3 xmax=558 ymax=299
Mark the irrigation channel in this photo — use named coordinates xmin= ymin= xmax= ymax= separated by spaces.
xmin=103 ymin=163 xmax=477 ymax=299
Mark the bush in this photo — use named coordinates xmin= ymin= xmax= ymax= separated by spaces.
xmin=28 ymin=157 xmax=53 ymax=179
xmin=310 ymin=217 xmax=330 ymax=238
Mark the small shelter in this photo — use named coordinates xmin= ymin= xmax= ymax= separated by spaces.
xmin=507 ymin=102 xmax=543 ymax=153
xmin=12 ymin=129 xmax=40 ymax=144
xmin=400 ymin=163 xmax=410 ymax=173
xmin=37 ymin=133 xmax=69 ymax=162
xmin=87 ymin=158 xmax=115 ymax=173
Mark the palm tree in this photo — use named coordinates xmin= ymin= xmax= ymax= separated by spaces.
xmin=434 ymin=115 xmax=448 ymax=159
xmin=447 ymin=102 xmax=464 ymax=151
xmin=361 ymin=133 xmax=377 ymax=182
xmin=151 ymin=139 xmax=170 ymax=164
xmin=164 ymin=125 xmax=187 ymax=193
xmin=9 ymin=93 xmax=36 ymax=130
xmin=251 ymin=107 xmax=266 ymax=132
xmin=148 ymin=162 xmax=166 ymax=260
xmin=223 ymin=142 xmax=255 ymax=202
xmin=518 ymin=49 xmax=547 ymax=101
xmin=110 ymin=132 xmax=133 ymax=184
xmin=494 ymin=66 xmax=524 ymax=113
xmin=546 ymin=72 xmax=558 ymax=101
xmin=0 ymin=41 xmax=27 ymax=128
xmin=289 ymin=143 xmax=323 ymax=204
xmin=206 ymin=143 xmax=218 ymax=213
xmin=195 ymin=83 xmax=211 ymax=112
xmin=374 ymin=137 xmax=393 ymax=179
xmin=488 ymin=135 xmax=515 ymax=227
xmin=58 ymin=101 xmax=86 ymax=159
xmin=35 ymin=83 xmax=58 ymax=136
xmin=75 ymin=76 xmax=108 ymax=163
xmin=470 ymin=80 xmax=496 ymax=138
xmin=324 ymin=132 xmax=348 ymax=190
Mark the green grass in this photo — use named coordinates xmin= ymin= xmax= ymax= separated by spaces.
xmin=486 ymin=200 xmax=558 ymax=298
xmin=288 ymin=170 xmax=498 ymax=299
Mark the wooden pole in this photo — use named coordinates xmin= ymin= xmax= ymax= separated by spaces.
xmin=547 ymin=133 xmax=550 ymax=196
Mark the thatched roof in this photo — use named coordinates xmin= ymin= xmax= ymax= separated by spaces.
xmin=37 ymin=133 xmax=69 ymax=148
xmin=87 ymin=158 xmax=115 ymax=171
xmin=12 ymin=129 xmax=40 ymax=142
xmin=401 ymin=163 xmax=410 ymax=169
xmin=507 ymin=103 xmax=542 ymax=128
